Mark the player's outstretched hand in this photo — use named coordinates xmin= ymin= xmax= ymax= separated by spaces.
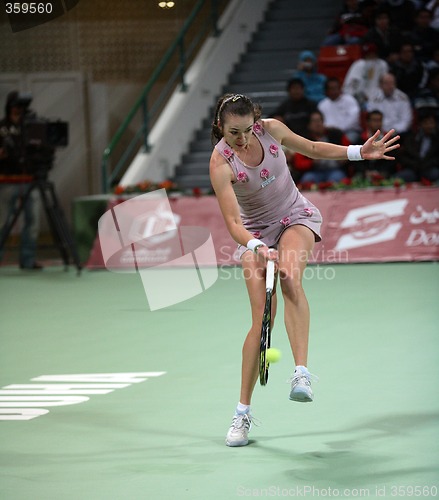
xmin=361 ymin=129 xmax=400 ymax=161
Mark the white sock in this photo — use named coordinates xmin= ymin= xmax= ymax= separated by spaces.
xmin=236 ymin=402 xmax=250 ymax=414
xmin=295 ymin=365 xmax=308 ymax=374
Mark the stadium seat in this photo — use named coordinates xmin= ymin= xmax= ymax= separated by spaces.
xmin=317 ymin=45 xmax=362 ymax=83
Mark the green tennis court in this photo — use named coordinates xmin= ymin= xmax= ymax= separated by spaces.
xmin=1 ymin=262 xmax=438 ymax=499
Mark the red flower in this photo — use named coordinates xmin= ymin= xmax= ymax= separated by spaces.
xmin=318 ymin=181 xmax=334 ymax=190
xmin=299 ymin=181 xmax=314 ymax=191
xmin=420 ymin=177 xmax=432 ymax=186
xmin=114 ymin=185 xmax=125 ymax=195
xmin=371 ymin=173 xmax=385 ymax=186
xmin=192 ymin=187 xmax=202 ymax=197
xmin=340 ymin=177 xmax=352 ymax=186
xmin=136 ymin=181 xmax=153 ymax=192
xmin=158 ymin=180 xmax=175 ymax=190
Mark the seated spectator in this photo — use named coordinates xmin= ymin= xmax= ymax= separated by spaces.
xmin=292 ymin=50 xmax=327 ymax=103
xmin=425 ymin=46 xmax=439 ymax=72
xmin=397 ymin=108 xmax=439 ymax=182
xmin=342 ymin=43 xmax=389 ymax=108
xmin=360 ymin=0 xmax=380 ymax=28
xmin=409 ymin=8 xmax=439 ymax=63
xmin=361 ymin=109 xmax=385 ymax=145
xmin=323 ymin=0 xmax=370 ymax=46
xmin=362 ymin=9 xmax=403 ymax=62
xmin=367 ymin=72 xmax=413 ymax=135
xmin=414 ymin=67 xmax=439 ymax=120
xmin=356 ymin=109 xmax=396 ymax=179
xmin=381 ymin=0 xmax=416 ymax=34
xmin=293 ymin=110 xmax=349 ymax=184
xmin=272 ymin=78 xmax=317 ymax=137
xmin=425 ymin=0 xmax=439 ymax=30
xmin=389 ymin=42 xmax=427 ymax=100
xmin=318 ymin=77 xmax=362 ymax=143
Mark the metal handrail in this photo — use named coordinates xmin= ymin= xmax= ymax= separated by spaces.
xmin=101 ymin=0 xmax=222 ymax=192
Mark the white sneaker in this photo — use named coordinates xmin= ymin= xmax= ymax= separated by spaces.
xmin=289 ymin=366 xmax=316 ymax=402
xmin=225 ymin=412 xmax=252 ymax=447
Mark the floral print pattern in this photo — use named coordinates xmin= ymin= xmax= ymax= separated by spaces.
xmin=223 ymin=148 xmax=234 ymax=160
xmin=237 ymin=171 xmax=249 ymax=183
xmin=252 ymin=122 xmax=263 ymax=135
xmin=260 ymin=168 xmax=270 ymax=180
xmin=269 ymin=144 xmax=279 ymax=158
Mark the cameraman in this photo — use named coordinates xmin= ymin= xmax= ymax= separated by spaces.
xmin=0 ymin=91 xmax=42 ymax=270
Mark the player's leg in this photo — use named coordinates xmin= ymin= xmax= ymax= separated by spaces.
xmin=225 ymin=250 xmax=277 ymax=447
xmin=277 ymin=224 xmax=316 ymax=401
xmin=240 ymin=250 xmax=277 ymax=405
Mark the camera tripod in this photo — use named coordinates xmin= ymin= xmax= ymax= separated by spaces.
xmin=0 ymin=172 xmax=82 ymax=274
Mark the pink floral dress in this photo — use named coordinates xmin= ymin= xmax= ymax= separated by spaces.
xmin=215 ymin=121 xmax=322 ymax=258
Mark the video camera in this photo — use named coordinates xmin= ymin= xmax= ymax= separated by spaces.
xmin=6 ymin=91 xmax=69 ymax=176
xmin=8 ymin=92 xmax=69 ymax=149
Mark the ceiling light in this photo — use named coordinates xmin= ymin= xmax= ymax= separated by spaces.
xmin=158 ymin=1 xmax=175 ymax=8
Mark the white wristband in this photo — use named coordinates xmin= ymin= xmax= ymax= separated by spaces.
xmin=347 ymin=145 xmax=363 ymax=161
xmin=247 ymin=238 xmax=266 ymax=253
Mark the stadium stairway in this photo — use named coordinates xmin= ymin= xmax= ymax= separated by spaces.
xmin=173 ymin=0 xmax=339 ymax=191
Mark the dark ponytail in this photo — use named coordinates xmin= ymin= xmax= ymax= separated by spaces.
xmin=211 ymin=94 xmax=262 ymax=145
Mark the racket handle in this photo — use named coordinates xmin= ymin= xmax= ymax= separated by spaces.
xmin=266 ymin=259 xmax=275 ymax=291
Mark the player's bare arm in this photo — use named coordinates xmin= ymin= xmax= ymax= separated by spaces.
xmin=209 ymin=150 xmax=278 ymax=262
xmin=262 ymin=118 xmax=400 ymax=161
xmin=209 ymin=149 xmax=253 ymax=246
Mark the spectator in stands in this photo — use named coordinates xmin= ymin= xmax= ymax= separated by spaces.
xmin=389 ymin=42 xmax=427 ymax=100
xmin=322 ymin=0 xmax=370 ymax=46
xmin=381 ymin=0 xmax=416 ymax=34
xmin=397 ymin=108 xmax=439 ymax=182
xmin=414 ymin=67 xmax=439 ymax=119
xmin=361 ymin=9 xmax=403 ymax=62
xmin=426 ymin=0 xmax=439 ymax=30
xmin=293 ymin=110 xmax=349 ymax=184
xmin=425 ymin=46 xmax=439 ymax=72
xmin=409 ymin=8 xmax=439 ymax=63
xmin=272 ymin=78 xmax=317 ymax=137
xmin=342 ymin=43 xmax=389 ymax=108
xmin=292 ymin=50 xmax=327 ymax=103
xmin=356 ymin=109 xmax=396 ymax=179
xmin=367 ymin=72 xmax=413 ymax=135
xmin=318 ymin=77 xmax=362 ymax=143
xmin=360 ymin=0 xmax=380 ymax=27
xmin=361 ymin=110 xmax=385 ymax=144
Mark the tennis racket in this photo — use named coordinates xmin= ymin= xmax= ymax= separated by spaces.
xmin=259 ymin=258 xmax=275 ymax=386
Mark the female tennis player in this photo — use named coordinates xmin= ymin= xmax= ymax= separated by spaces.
xmin=209 ymin=94 xmax=399 ymax=447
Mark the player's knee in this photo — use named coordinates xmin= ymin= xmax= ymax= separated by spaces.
xmin=279 ymin=274 xmax=304 ymax=304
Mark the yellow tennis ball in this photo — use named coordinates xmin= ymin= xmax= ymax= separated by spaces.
xmin=266 ymin=347 xmax=282 ymax=363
